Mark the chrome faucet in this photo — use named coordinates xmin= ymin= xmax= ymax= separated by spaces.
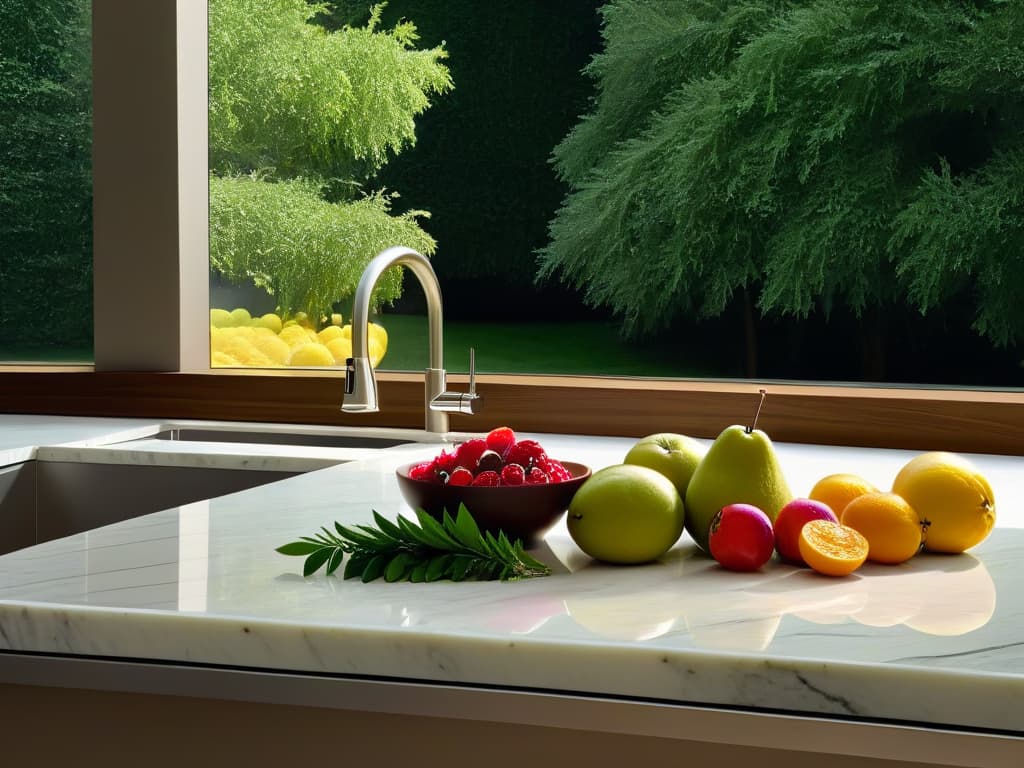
xmin=342 ymin=246 xmax=482 ymax=434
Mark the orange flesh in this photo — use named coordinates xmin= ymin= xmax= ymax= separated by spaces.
xmin=799 ymin=520 xmax=868 ymax=577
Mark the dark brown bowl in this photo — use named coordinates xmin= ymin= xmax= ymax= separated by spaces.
xmin=395 ymin=461 xmax=591 ymax=546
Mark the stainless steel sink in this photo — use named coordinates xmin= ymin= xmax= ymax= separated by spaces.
xmin=151 ymin=426 xmax=412 ymax=449
xmin=0 ymin=421 xmax=443 ymax=556
xmin=0 ymin=455 xmax=304 ymax=554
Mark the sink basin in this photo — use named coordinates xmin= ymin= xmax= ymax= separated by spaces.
xmin=0 ymin=421 xmax=444 ymax=555
xmin=150 ymin=426 xmax=414 ymax=449
xmin=0 ymin=454 xmax=305 ymax=554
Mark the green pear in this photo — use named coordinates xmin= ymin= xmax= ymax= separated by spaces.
xmin=684 ymin=424 xmax=793 ymax=553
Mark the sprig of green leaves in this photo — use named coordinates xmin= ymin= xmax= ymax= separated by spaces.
xmin=276 ymin=504 xmax=551 ymax=582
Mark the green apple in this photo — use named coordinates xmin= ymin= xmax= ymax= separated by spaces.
xmin=623 ymin=433 xmax=706 ymax=498
xmin=567 ymin=464 xmax=685 ymax=564
xmin=684 ymin=424 xmax=793 ymax=553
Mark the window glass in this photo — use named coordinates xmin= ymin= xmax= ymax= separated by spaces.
xmin=208 ymin=1 xmax=1024 ymax=388
xmin=0 ymin=0 xmax=93 ymax=364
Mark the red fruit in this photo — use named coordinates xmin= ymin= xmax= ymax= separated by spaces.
xmin=506 ymin=439 xmax=546 ymax=469
xmin=500 ymin=463 xmax=526 ymax=485
xmin=409 ymin=462 xmax=434 ymax=482
xmin=537 ymin=457 xmax=571 ymax=482
xmin=448 ymin=467 xmax=474 ymax=486
xmin=774 ymin=498 xmax=839 ymax=565
xmin=433 ymin=449 xmax=459 ymax=475
xmin=485 ymin=426 xmax=517 ymax=457
xmin=471 ymin=470 xmax=501 ymax=487
xmin=709 ymin=504 xmax=775 ymax=572
xmin=526 ymin=467 xmax=550 ymax=485
xmin=454 ymin=439 xmax=488 ymax=471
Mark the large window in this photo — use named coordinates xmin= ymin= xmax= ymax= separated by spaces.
xmin=206 ymin=1 xmax=1024 ymax=389
xmin=1 ymin=1 xmax=1022 ymax=458
xmin=0 ymin=0 xmax=93 ymax=364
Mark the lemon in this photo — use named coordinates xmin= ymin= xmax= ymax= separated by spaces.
xmin=231 ymin=326 xmax=258 ymax=339
xmin=219 ymin=334 xmax=274 ymax=367
xmin=228 ymin=307 xmax=252 ymax=327
xmin=288 ymin=343 xmax=335 ymax=367
xmin=256 ymin=313 xmax=283 ymax=334
xmin=892 ymin=452 xmax=996 ymax=553
xmin=318 ymin=325 xmax=344 ymax=344
xmin=211 ymin=350 xmax=241 ymax=367
xmin=209 ymin=326 xmax=228 ymax=351
xmin=279 ymin=325 xmax=313 ymax=349
xmin=326 ymin=337 xmax=353 ymax=364
xmin=340 ymin=324 xmax=352 ymax=339
xmin=331 ymin=313 xmax=344 ymax=327
xmin=369 ymin=337 xmax=386 ymax=368
xmin=292 ymin=311 xmax=313 ymax=329
xmin=368 ymin=321 xmax=389 ymax=350
xmin=251 ymin=333 xmax=291 ymax=366
xmin=210 ymin=308 xmax=232 ymax=328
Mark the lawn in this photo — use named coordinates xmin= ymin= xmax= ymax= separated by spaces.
xmin=374 ymin=313 xmax=719 ymax=378
xmin=0 ymin=345 xmax=93 ymax=364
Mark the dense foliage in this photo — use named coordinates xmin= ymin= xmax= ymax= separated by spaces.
xmin=0 ymin=0 xmax=92 ymax=349
xmin=317 ymin=0 xmax=604 ymax=317
xmin=540 ymin=1 xmax=1024 ymax=350
xmin=210 ymin=176 xmax=434 ymax=318
xmin=209 ymin=0 xmax=452 ymax=321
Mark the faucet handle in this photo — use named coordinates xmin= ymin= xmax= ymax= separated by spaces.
xmin=430 ymin=347 xmax=484 ymax=416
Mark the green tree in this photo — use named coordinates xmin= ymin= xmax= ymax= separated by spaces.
xmin=540 ymin=1 xmax=1024 ymax=377
xmin=209 ymin=0 xmax=452 ymax=322
xmin=0 ymin=0 xmax=92 ymax=351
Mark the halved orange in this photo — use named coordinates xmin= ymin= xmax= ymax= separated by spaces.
xmin=798 ymin=519 xmax=869 ymax=577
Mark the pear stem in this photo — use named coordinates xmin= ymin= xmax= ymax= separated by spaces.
xmin=747 ymin=389 xmax=767 ymax=434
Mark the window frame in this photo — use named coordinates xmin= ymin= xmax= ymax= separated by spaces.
xmin=1 ymin=0 xmax=1021 ymax=456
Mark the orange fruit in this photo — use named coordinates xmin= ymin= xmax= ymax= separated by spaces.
xmin=809 ymin=473 xmax=878 ymax=518
xmin=798 ymin=519 xmax=869 ymax=577
xmin=840 ymin=492 xmax=923 ymax=564
xmin=892 ymin=452 xmax=996 ymax=553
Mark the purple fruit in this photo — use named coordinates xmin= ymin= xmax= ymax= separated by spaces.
xmin=773 ymin=498 xmax=839 ymax=565
xmin=709 ymin=503 xmax=775 ymax=572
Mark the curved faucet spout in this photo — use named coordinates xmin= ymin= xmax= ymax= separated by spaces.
xmin=348 ymin=246 xmax=443 ymax=371
xmin=342 ymin=246 xmax=479 ymax=434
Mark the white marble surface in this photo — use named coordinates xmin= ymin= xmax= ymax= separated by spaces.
xmin=1 ymin=415 xmax=471 ymax=472
xmin=1 ymin=417 xmax=1024 ymax=735
xmin=0 ymin=414 xmax=165 ymax=466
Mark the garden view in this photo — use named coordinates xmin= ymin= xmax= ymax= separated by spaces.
xmin=3 ymin=1 xmax=1024 ymax=386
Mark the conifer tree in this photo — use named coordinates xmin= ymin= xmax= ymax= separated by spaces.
xmin=540 ymin=1 xmax=1024 ymax=372
xmin=209 ymin=0 xmax=452 ymax=322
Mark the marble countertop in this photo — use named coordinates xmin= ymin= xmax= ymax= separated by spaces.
xmin=1 ymin=415 xmax=1023 ymax=736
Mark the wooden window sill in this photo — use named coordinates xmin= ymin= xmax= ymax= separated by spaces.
xmin=1 ymin=368 xmax=1021 ymax=455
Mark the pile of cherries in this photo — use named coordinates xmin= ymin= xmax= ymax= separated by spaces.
xmin=409 ymin=427 xmax=573 ymax=487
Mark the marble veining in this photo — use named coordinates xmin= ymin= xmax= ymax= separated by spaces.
xmin=1 ymin=416 xmax=1023 ymax=734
